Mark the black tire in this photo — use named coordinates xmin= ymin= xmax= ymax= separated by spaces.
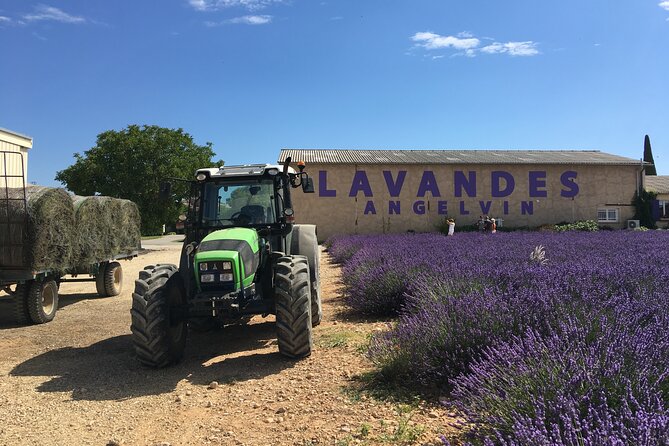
xmin=103 ymin=261 xmax=123 ymax=296
xmin=12 ymin=283 xmax=30 ymax=325
xmin=27 ymin=279 xmax=59 ymax=324
xmin=290 ymin=225 xmax=322 ymax=326
xmin=96 ymin=262 xmax=109 ymax=297
xmin=274 ymin=256 xmax=312 ymax=359
xmin=130 ymin=265 xmax=187 ymax=368
xmin=138 ymin=264 xmax=177 ymax=281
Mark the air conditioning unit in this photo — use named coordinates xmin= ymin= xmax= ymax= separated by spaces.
xmin=627 ymin=220 xmax=640 ymax=230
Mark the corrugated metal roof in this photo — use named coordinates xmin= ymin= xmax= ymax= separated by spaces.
xmin=278 ymin=149 xmax=644 ymax=166
xmin=645 ymin=176 xmax=669 ymax=194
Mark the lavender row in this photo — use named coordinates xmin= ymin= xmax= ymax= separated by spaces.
xmin=327 ymin=231 xmax=669 ymax=444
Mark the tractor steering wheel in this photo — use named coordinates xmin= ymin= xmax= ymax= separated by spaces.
xmin=230 ymin=212 xmax=253 ymax=225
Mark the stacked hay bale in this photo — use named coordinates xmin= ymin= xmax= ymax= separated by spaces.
xmin=0 ymin=186 xmax=141 ymax=273
xmin=0 ymin=186 xmax=75 ymax=271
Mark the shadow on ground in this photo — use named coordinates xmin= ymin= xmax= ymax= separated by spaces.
xmin=0 ymin=291 xmax=105 ymax=329
xmin=10 ymin=320 xmax=296 ymax=401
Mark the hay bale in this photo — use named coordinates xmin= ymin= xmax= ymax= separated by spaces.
xmin=72 ymin=196 xmax=111 ymax=268
xmin=0 ymin=186 xmax=75 ymax=271
xmin=0 ymin=187 xmax=141 ymax=274
xmin=72 ymin=196 xmax=141 ymax=268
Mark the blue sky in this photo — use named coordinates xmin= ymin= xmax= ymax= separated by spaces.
xmin=1 ymin=0 xmax=668 ymax=186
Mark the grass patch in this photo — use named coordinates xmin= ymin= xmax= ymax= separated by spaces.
xmin=316 ymin=327 xmax=367 ymax=349
xmin=343 ymin=370 xmax=426 ymax=405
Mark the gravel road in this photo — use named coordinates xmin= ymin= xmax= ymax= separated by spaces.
xmin=0 ymin=240 xmax=460 ymax=446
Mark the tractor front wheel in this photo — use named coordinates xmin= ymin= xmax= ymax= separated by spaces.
xmin=130 ymin=264 xmax=187 ymax=368
xmin=274 ymin=256 xmax=312 ymax=359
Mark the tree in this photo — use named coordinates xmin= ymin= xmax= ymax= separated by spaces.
xmin=56 ymin=125 xmax=218 ymax=235
xmin=644 ymin=134 xmax=657 ymax=176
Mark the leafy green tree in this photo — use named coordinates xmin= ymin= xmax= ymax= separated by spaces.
xmin=56 ymin=125 xmax=217 ymax=235
xmin=644 ymin=134 xmax=657 ymax=176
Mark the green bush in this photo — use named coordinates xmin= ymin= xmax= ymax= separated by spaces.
xmin=554 ymin=220 xmax=599 ymax=232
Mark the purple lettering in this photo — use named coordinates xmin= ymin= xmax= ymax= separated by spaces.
xmin=491 ymin=171 xmax=515 ymax=198
xmin=479 ymin=201 xmax=492 ymax=215
xmin=413 ymin=200 xmax=426 ymax=215
xmin=437 ymin=201 xmax=448 ymax=215
xmin=318 ymin=171 xmax=336 ymax=197
xmin=389 ymin=201 xmax=401 ymax=215
xmin=521 ymin=201 xmax=534 ymax=215
xmin=459 ymin=201 xmax=470 ymax=215
xmin=454 ymin=171 xmax=476 ymax=197
xmin=364 ymin=201 xmax=376 ymax=215
xmin=560 ymin=171 xmax=579 ymax=198
xmin=417 ymin=171 xmax=441 ymax=197
xmin=383 ymin=171 xmax=407 ymax=197
xmin=503 ymin=201 xmax=509 ymax=215
xmin=529 ymin=171 xmax=547 ymax=198
xmin=349 ymin=171 xmax=373 ymax=197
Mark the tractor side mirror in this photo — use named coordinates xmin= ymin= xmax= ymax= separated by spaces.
xmin=302 ymin=177 xmax=315 ymax=193
xmin=159 ymin=181 xmax=172 ymax=200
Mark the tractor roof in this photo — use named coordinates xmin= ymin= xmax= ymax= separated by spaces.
xmin=196 ymin=164 xmax=296 ymax=179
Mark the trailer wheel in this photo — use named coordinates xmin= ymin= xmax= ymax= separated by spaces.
xmin=27 ymin=279 xmax=59 ymax=324
xmin=103 ymin=261 xmax=123 ymax=296
xmin=95 ymin=262 xmax=109 ymax=296
xmin=130 ymin=266 xmax=187 ymax=368
xmin=12 ymin=283 xmax=31 ymax=325
xmin=274 ymin=256 xmax=312 ymax=359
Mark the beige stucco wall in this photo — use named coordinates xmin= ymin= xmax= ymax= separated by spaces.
xmin=0 ymin=129 xmax=32 ymax=187
xmin=291 ymin=163 xmax=639 ymax=241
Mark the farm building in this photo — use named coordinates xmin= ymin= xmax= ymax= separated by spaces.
xmin=645 ymin=176 xmax=669 ymax=229
xmin=279 ymin=149 xmax=647 ymax=240
xmin=0 ymin=128 xmax=32 ymax=187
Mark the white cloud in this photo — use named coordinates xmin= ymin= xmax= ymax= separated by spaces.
xmin=411 ymin=31 xmax=539 ymax=58
xmin=228 ymin=14 xmax=272 ymax=24
xmin=189 ymin=0 xmax=284 ymax=11
xmin=23 ymin=4 xmax=85 ymax=23
xmin=205 ymin=14 xmax=272 ymax=26
xmin=480 ymin=41 xmax=539 ymax=56
xmin=412 ymin=32 xmax=480 ymax=50
xmin=659 ymin=1 xmax=669 ymax=11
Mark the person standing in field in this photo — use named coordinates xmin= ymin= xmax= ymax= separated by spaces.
xmin=478 ymin=215 xmax=485 ymax=232
xmin=491 ymin=218 xmax=497 ymax=234
xmin=447 ymin=218 xmax=455 ymax=236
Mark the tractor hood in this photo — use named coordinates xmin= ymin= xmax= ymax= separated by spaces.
xmin=194 ymin=228 xmax=260 ymax=289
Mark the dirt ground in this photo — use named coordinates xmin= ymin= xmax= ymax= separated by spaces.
xmin=0 ymin=241 xmax=461 ymax=446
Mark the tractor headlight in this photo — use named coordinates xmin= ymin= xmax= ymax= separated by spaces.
xmin=222 ymin=261 xmax=232 ymax=270
xmin=199 ymin=262 xmax=208 ymax=271
xmin=219 ymin=273 xmax=233 ymax=282
xmin=201 ymin=274 xmax=215 ymax=283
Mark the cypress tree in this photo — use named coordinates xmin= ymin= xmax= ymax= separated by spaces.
xmin=644 ymin=134 xmax=657 ymax=176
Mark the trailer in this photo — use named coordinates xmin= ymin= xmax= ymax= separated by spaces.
xmin=0 ymin=151 xmax=138 ymax=324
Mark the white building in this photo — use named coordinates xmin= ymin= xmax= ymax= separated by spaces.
xmin=0 ymin=128 xmax=33 ymax=187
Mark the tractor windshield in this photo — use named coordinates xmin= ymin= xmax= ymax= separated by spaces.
xmin=200 ymin=179 xmax=277 ymax=227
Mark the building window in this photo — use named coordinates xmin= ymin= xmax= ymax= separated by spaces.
xmin=660 ymin=201 xmax=669 ymax=219
xmin=597 ymin=208 xmax=619 ymax=223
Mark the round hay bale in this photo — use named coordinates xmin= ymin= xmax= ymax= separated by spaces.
xmin=72 ymin=196 xmax=112 ymax=268
xmin=19 ymin=186 xmax=75 ymax=271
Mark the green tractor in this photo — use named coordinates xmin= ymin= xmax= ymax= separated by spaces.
xmin=130 ymin=158 xmax=321 ymax=367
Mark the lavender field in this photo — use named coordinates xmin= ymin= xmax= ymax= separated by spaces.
xmin=328 ymin=230 xmax=669 ymax=445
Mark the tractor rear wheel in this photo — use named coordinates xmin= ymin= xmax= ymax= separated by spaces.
xmin=130 ymin=265 xmax=187 ymax=368
xmin=274 ymin=256 xmax=312 ymax=359
xmin=290 ymin=225 xmax=322 ymax=326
